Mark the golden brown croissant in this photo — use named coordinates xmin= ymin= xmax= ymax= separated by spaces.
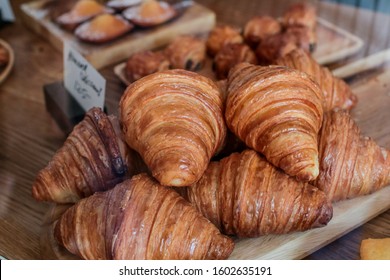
xmin=181 ymin=149 xmax=333 ymax=237
xmin=315 ymin=109 xmax=390 ymax=202
xmin=125 ymin=50 xmax=170 ymax=82
xmin=206 ymin=25 xmax=244 ymax=57
xmin=32 ymin=107 xmax=145 ymax=203
xmin=213 ymin=43 xmax=258 ymax=80
xmin=164 ymin=35 xmax=206 ymax=71
xmin=225 ymin=63 xmax=324 ymax=181
xmin=54 ymin=173 xmax=235 ymax=259
xmin=119 ymin=69 xmax=226 ymax=187
xmin=243 ymin=15 xmax=282 ymax=48
xmin=275 ymin=49 xmax=357 ymax=111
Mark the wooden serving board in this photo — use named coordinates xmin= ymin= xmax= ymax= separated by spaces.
xmin=20 ymin=0 xmax=216 ymax=69
xmin=41 ymin=56 xmax=390 ymax=260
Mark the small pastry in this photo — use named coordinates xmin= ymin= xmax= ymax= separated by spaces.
xmin=285 ymin=25 xmax=316 ymax=52
xmin=56 ymin=0 xmax=112 ymax=31
xmin=164 ymin=35 xmax=206 ymax=71
xmin=255 ymin=32 xmax=300 ymax=65
xmin=122 ymin=0 xmax=177 ymax=27
xmin=213 ymin=43 xmax=258 ymax=80
xmin=282 ymin=2 xmax=317 ymax=50
xmin=206 ymin=25 xmax=244 ymax=57
xmin=106 ymin=0 xmax=142 ymax=11
xmin=75 ymin=14 xmax=133 ymax=43
xmin=125 ymin=50 xmax=170 ymax=82
xmin=243 ymin=16 xmax=282 ymax=48
xmin=282 ymin=2 xmax=317 ymax=30
xmin=0 ymin=45 xmax=9 ymax=68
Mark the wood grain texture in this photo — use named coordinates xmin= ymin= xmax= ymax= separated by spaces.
xmin=1 ymin=0 xmax=390 ymax=260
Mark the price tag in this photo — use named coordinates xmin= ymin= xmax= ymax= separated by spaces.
xmin=0 ymin=0 xmax=15 ymax=22
xmin=63 ymin=44 xmax=106 ymax=112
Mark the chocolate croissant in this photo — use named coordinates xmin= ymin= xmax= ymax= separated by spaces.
xmin=225 ymin=63 xmax=324 ymax=181
xmin=182 ymin=149 xmax=332 ymax=237
xmin=54 ymin=173 xmax=234 ymax=259
xmin=164 ymin=35 xmax=206 ymax=71
xmin=315 ymin=109 xmax=390 ymax=202
xmin=275 ymin=49 xmax=357 ymax=111
xmin=119 ymin=69 xmax=226 ymax=187
xmin=32 ymin=107 xmax=145 ymax=203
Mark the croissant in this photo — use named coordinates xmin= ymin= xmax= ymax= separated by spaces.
xmin=181 ymin=149 xmax=332 ymax=237
xmin=315 ymin=109 xmax=390 ymax=202
xmin=275 ymin=49 xmax=357 ymax=111
xmin=32 ymin=107 xmax=145 ymax=203
xmin=54 ymin=173 xmax=234 ymax=259
xmin=225 ymin=63 xmax=324 ymax=181
xmin=119 ymin=69 xmax=226 ymax=187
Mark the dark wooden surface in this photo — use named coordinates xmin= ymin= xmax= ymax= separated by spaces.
xmin=0 ymin=0 xmax=389 ymax=260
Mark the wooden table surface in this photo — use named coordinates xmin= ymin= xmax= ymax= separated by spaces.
xmin=1 ymin=0 xmax=390 ymax=260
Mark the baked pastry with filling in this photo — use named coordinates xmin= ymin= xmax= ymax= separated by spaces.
xmin=206 ymin=25 xmax=244 ymax=57
xmin=164 ymin=35 xmax=206 ymax=71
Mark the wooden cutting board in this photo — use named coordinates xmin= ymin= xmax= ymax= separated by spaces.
xmin=20 ymin=0 xmax=216 ymax=69
xmin=40 ymin=54 xmax=390 ymax=259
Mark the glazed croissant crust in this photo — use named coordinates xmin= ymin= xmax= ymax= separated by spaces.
xmin=54 ymin=173 xmax=234 ymax=260
xmin=182 ymin=149 xmax=333 ymax=237
xmin=225 ymin=62 xmax=324 ymax=181
xmin=32 ymin=107 xmax=145 ymax=203
xmin=315 ymin=109 xmax=390 ymax=202
xmin=119 ymin=69 xmax=226 ymax=187
xmin=275 ymin=49 xmax=357 ymax=111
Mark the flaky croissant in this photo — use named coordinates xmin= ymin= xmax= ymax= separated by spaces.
xmin=225 ymin=63 xmax=324 ymax=181
xmin=181 ymin=149 xmax=332 ymax=237
xmin=119 ymin=69 xmax=226 ymax=187
xmin=275 ymin=49 xmax=357 ymax=111
xmin=54 ymin=173 xmax=234 ymax=259
xmin=32 ymin=107 xmax=145 ymax=203
xmin=315 ymin=109 xmax=390 ymax=202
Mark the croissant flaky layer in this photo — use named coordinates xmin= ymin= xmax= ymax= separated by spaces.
xmin=120 ymin=69 xmax=226 ymax=187
xmin=54 ymin=173 xmax=235 ymax=260
xmin=315 ymin=109 xmax=390 ymax=202
xmin=225 ymin=63 xmax=324 ymax=181
xmin=32 ymin=107 xmax=144 ymax=203
xmin=275 ymin=49 xmax=357 ymax=111
xmin=183 ymin=149 xmax=333 ymax=237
